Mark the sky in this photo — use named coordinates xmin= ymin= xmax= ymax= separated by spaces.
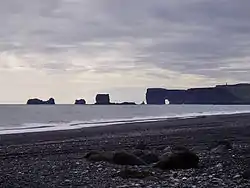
xmin=0 ymin=0 xmax=250 ymax=104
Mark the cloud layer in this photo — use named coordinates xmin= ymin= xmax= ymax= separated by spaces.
xmin=0 ymin=0 xmax=250 ymax=103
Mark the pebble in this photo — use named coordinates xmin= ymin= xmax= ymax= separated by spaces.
xmin=233 ymin=174 xmax=241 ymax=179
xmin=216 ymin=163 xmax=223 ymax=168
xmin=182 ymin=177 xmax=187 ymax=180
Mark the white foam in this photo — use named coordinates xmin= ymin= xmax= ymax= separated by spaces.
xmin=0 ymin=110 xmax=250 ymax=135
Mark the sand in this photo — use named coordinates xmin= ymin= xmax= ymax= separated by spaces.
xmin=1 ymin=113 xmax=250 ymax=187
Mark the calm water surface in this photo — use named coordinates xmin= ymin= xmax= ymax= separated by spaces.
xmin=0 ymin=105 xmax=250 ymax=134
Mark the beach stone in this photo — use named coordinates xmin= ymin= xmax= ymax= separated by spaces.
xmin=156 ymin=145 xmax=167 ymax=150
xmin=243 ymin=169 xmax=250 ymax=179
xmin=84 ymin=151 xmax=100 ymax=159
xmin=140 ymin=153 xmax=159 ymax=164
xmin=163 ymin=146 xmax=171 ymax=152
xmin=161 ymin=146 xmax=190 ymax=160
xmin=84 ymin=151 xmax=113 ymax=162
xmin=210 ymin=140 xmax=232 ymax=153
xmin=113 ymin=168 xmax=152 ymax=179
xmin=154 ymin=147 xmax=199 ymax=170
xmin=132 ymin=150 xmax=145 ymax=157
xmin=233 ymin=174 xmax=241 ymax=179
xmin=132 ymin=150 xmax=159 ymax=164
xmin=135 ymin=141 xmax=148 ymax=150
xmin=113 ymin=151 xmax=147 ymax=166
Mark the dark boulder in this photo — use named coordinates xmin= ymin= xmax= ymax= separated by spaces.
xmin=154 ymin=147 xmax=199 ymax=170
xmin=75 ymin=99 xmax=86 ymax=105
xmin=95 ymin=94 xmax=111 ymax=105
xmin=27 ymin=98 xmax=55 ymax=105
xmin=243 ymin=169 xmax=250 ymax=179
xmin=84 ymin=151 xmax=113 ymax=162
xmin=161 ymin=146 xmax=190 ymax=159
xmin=135 ymin=141 xmax=148 ymax=150
xmin=210 ymin=140 xmax=232 ymax=154
xmin=112 ymin=168 xmax=152 ymax=179
xmin=132 ymin=150 xmax=145 ymax=157
xmin=84 ymin=151 xmax=100 ymax=159
xmin=140 ymin=153 xmax=159 ymax=164
xmin=113 ymin=151 xmax=147 ymax=166
xmin=132 ymin=150 xmax=159 ymax=164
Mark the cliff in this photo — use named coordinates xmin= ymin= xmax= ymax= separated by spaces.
xmin=27 ymin=98 xmax=55 ymax=105
xmin=146 ymin=83 xmax=250 ymax=105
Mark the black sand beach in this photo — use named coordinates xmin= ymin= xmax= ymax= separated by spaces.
xmin=1 ymin=113 xmax=250 ymax=187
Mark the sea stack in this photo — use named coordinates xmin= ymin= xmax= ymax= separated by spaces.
xmin=95 ymin=94 xmax=111 ymax=105
xmin=27 ymin=98 xmax=55 ymax=105
xmin=75 ymin=99 xmax=86 ymax=104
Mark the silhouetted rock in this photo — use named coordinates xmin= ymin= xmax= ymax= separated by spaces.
xmin=135 ymin=141 xmax=148 ymax=150
xmin=140 ymin=153 xmax=159 ymax=164
xmin=47 ymin=98 xmax=55 ymax=104
xmin=210 ymin=140 xmax=232 ymax=154
xmin=117 ymin=102 xmax=136 ymax=105
xmin=84 ymin=151 xmax=100 ymax=159
xmin=75 ymin=99 xmax=86 ymax=105
xmin=154 ymin=147 xmax=199 ymax=170
xmin=132 ymin=149 xmax=159 ymax=164
xmin=146 ymin=83 xmax=250 ymax=105
xmin=27 ymin=98 xmax=55 ymax=105
xmin=132 ymin=150 xmax=145 ymax=157
xmin=112 ymin=169 xmax=152 ymax=179
xmin=243 ymin=169 xmax=250 ymax=179
xmin=113 ymin=151 xmax=147 ymax=166
xmin=95 ymin=94 xmax=111 ymax=105
xmin=160 ymin=146 xmax=190 ymax=161
xmin=84 ymin=151 xmax=113 ymax=162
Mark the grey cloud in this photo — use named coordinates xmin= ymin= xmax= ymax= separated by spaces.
xmin=0 ymin=0 xmax=250 ymax=82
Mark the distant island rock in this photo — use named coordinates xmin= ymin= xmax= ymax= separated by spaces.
xmin=95 ymin=94 xmax=136 ymax=105
xmin=75 ymin=99 xmax=86 ymax=105
xmin=117 ymin=102 xmax=136 ymax=105
xmin=27 ymin=98 xmax=55 ymax=105
xmin=95 ymin=94 xmax=111 ymax=105
xmin=146 ymin=83 xmax=250 ymax=105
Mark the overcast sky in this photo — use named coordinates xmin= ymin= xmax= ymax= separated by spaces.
xmin=0 ymin=0 xmax=250 ymax=104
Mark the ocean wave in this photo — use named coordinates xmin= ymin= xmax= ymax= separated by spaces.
xmin=0 ymin=110 xmax=250 ymax=135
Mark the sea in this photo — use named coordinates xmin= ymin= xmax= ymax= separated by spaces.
xmin=0 ymin=105 xmax=250 ymax=135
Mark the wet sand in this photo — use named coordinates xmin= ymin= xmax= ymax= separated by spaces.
xmin=1 ymin=113 xmax=250 ymax=187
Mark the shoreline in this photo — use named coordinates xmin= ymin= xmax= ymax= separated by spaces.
xmin=1 ymin=112 xmax=250 ymax=145
xmin=1 ymin=110 xmax=250 ymax=136
xmin=1 ymin=112 xmax=250 ymax=187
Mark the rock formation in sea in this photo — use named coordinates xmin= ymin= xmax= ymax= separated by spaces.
xmin=95 ymin=94 xmax=111 ymax=105
xmin=146 ymin=83 xmax=250 ymax=105
xmin=116 ymin=102 xmax=136 ymax=105
xmin=75 ymin=99 xmax=86 ymax=105
xmin=95 ymin=94 xmax=136 ymax=105
xmin=27 ymin=98 xmax=55 ymax=105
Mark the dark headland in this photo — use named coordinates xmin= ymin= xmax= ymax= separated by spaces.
xmin=1 ymin=113 xmax=250 ymax=187
xmin=26 ymin=83 xmax=250 ymax=105
xmin=147 ymin=83 xmax=250 ymax=105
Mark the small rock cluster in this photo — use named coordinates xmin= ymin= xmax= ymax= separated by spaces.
xmin=84 ymin=144 xmax=200 ymax=180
